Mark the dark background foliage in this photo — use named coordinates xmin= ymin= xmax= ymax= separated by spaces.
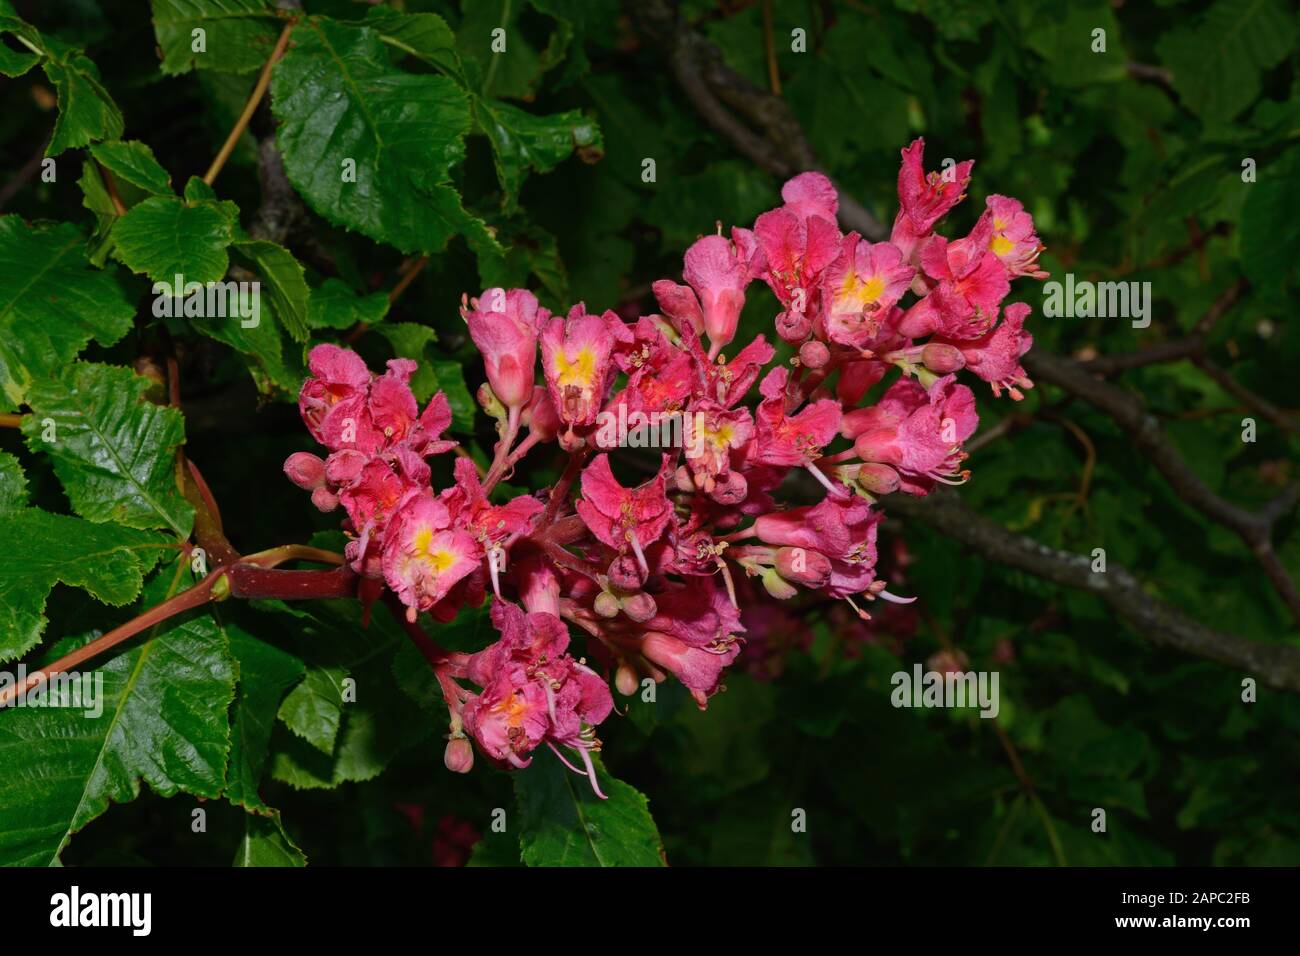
xmin=1 ymin=0 xmax=1298 ymax=866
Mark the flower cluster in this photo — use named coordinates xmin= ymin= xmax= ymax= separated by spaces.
xmin=285 ymin=138 xmax=1044 ymax=795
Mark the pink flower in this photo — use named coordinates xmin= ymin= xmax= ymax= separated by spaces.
xmin=753 ymin=367 xmax=842 ymax=469
xmin=848 ymin=374 xmax=978 ymax=493
xmin=780 ymin=171 xmax=839 ymax=222
xmin=937 ymin=302 xmax=1034 ymax=399
xmin=682 ymin=232 xmax=752 ymax=354
xmin=641 ymin=632 xmax=740 ymax=708
xmin=575 ymin=454 xmax=673 ymax=577
xmin=382 ymin=493 xmax=482 ymax=614
xmin=821 ymin=236 xmax=916 ymax=348
xmin=461 ymin=662 xmax=551 ymax=766
xmin=539 ymin=305 xmax=617 ymax=435
xmin=753 ymin=494 xmax=882 ymax=599
xmin=982 ymin=195 xmax=1047 ymax=279
xmin=751 ymin=206 xmax=842 ymax=342
xmin=462 ymin=288 xmax=543 ymax=408
xmin=899 ymin=217 xmax=1009 ymax=340
xmin=891 ymin=138 xmax=973 ymax=259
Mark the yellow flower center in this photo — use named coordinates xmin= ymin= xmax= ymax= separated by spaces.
xmin=553 ymin=347 xmax=597 ymax=388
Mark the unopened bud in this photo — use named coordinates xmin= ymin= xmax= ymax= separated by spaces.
xmin=594 ymin=590 xmax=621 ymax=618
xmin=761 ymin=567 xmax=798 ymax=600
xmin=709 ymin=471 xmax=747 ymax=505
xmin=523 ymin=386 xmax=559 ymax=441
xmin=921 ymin=343 xmax=965 ymax=373
xmin=477 ymin=382 xmax=506 ymax=421
xmin=775 ymin=547 xmax=832 ymax=588
xmin=615 ymin=664 xmax=639 ymax=696
xmin=775 ymin=310 xmax=812 ymax=343
xmin=799 ymin=340 xmax=831 ymax=369
xmin=444 ymin=737 xmax=474 ymax=773
xmin=607 ymin=554 xmax=645 ymax=591
xmin=621 ymin=591 xmax=658 ymax=622
xmin=857 ymin=462 xmax=901 ymax=495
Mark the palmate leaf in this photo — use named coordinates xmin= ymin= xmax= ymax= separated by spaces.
xmin=0 ymin=217 xmax=134 ymax=409
xmin=0 ymin=604 xmax=237 ymax=866
xmin=150 ymin=0 xmax=284 ymax=75
xmin=0 ymin=510 xmax=168 ymax=661
xmin=22 ymin=362 xmax=194 ymax=536
xmin=514 ymin=752 xmax=666 ymax=866
xmin=269 ymin=17 xmax=495 ymax=256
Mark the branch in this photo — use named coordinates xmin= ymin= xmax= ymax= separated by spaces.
xmin=887 ymin=489 xmax=1300 ymax=692
xmin=634 ymin=0 xmax=886 ymax=240
xmin=204 ymin=20 xmax=296 ymax=186
xmin=1022 ymin=347 xmax=1300 ymax=622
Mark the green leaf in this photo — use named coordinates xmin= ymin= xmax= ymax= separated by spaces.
xmin=0 ymin=19 xmax=39 ymax=76
xmin=473 ymin=98 xmax=602 ymax=210
xmin=514 ymin=752 xmax=666 ymax=866
xmin=111 ymin=195 xmax=235 ymax=285
xmin=0 ymin=216 xmax=134 ymax=409
xmin=233 ymin=811 xmax=306 ymax=866
xmin=307 ymin=277 xmax=390 ymax=330
xmin=364 ymin=8 xmax=461 ymax=77
xmin=150 ymin=0 xmax=283 ymax=75
xmin=23 ymin=362 xmax=195 ymax=536
xmin=0 ymin=12 xmax=122 ymax=153
xmin=277 ymin=664 xmax=349 ymax=755
xmin=0 ymin=510 xmax=166 ymax=661
xmin=225 ymin=627 xmax=305 ymax=812
xmin=1156 ymin=0 xmax=1297 ymax=124
xmin=0 ymin=609 xmax=237 ymax=866
xmin=1241 ymin=146 xmax=1300 ymax=294
xmin=89 ymin=140 xmax=174 ymax=196
xmin=0 ymin=451 xmax=27 ymax=512
xmin=231 ymin=239 xmax=310 ymax=342
xmin=270 ymin=18 xmax=495 ymax=255
xmin=42 ymin=53 xmax=124 ymax=156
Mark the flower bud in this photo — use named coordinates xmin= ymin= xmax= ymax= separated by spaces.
xmin=799 ymin=340 xmax=831 ymax=369
xmin=708 ymin=471 xmax=747 ymax=505
xmin=284 ymin=452 xmax=326 ymax=490
xmin=615 ymin=663 xmax=640 ymax=697
xmin=523 ymin=386 xmax=559 ymax=441
xmin=477 ymin=381 xmax=506 ymax=421
xmin=607 ymin=554 xmax=645 ymax=591
xmin=775 ymin=309 xmax=812 ymax=343
xmin=857 ymin=462 xmax=901 ymax=495
xmin=593 ymin=590 xmax=621 ymax=618
xmin=761 ymin=567 xmax=798 ymax=600
xmin=621 ymin=591 xmax=658 ymax=623
xmin=464 ymin=288 xmax=539 ymax=409
xmin=921 ymin=342 xmax=965 ymax=374
xmin=673 ymin=466 xmax=696 ymax=493
xmin=775 ymin=546 xmax=832 ymax=588
xmin=444 ymin=737 xmax=474 ymax=774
